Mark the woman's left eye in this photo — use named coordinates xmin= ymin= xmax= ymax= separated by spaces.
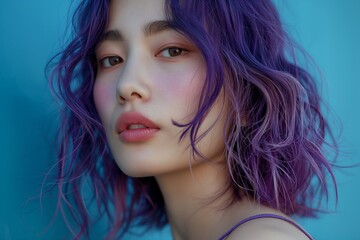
xmin=157 ymin=47 xmax=187 ymax=58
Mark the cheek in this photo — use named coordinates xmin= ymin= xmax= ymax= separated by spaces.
xmin=156 ymin=62 xmax=206 ymax=112
xmin=93 ymin=80 xmax=115 ymax=122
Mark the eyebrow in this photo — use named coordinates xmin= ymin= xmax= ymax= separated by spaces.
xmin=144 ymin=20 xmax=172 ymax=36
xmin=99 ymin=20 xmax=172 ymax=43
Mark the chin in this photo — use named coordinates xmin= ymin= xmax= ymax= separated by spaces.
xmin=114 ymin=156 xmax=166 ymax=177
xmin=119 ymin=168 xmax=154 ymax=178
xmin=113 ymin=157 xmax=155 ymax=177
xmin=113 ymin=154 xmax=191 ymax=178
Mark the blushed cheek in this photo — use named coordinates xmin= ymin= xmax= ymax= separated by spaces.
xmin=156 ymin=68 xmax=206 ymax=124
xmin=161 ymin=66 xmax=205 ymax=98
xmin=93 ymin=81 xmax=115 ymax=122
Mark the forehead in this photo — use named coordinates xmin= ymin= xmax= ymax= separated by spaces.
xmin=108 ymin=0 xmax=166 ymax=31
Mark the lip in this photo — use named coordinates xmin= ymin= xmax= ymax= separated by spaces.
xmin=116 ymin=111 xmax=160 ymax=143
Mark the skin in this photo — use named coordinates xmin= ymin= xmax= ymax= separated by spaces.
xmin=94 ymin=0 xmax=227 ymax=178
xmin=93 ymin=0 xmax=311 ymax=239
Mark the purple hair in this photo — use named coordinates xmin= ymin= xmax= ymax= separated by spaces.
xmin=47 ymin=0 xmax=338 ymax=238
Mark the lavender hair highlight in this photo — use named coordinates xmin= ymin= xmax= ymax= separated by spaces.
xmin=47 ymin=0 xmax=338 ymax=238
xmin=46 ymin=0 xmax=161 ymax=238
xmin=167 ymin=0 xmax=338 ymax=216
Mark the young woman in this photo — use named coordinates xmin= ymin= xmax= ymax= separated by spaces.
xmin=48 ymin=0 xmax=337 ymax=239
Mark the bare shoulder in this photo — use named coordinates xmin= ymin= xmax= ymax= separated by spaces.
xmin=226 ymin=217 xmax=311 ymax=240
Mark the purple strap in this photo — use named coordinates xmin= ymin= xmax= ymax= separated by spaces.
xmin=217 ymin=213 xmax=313 ymax=240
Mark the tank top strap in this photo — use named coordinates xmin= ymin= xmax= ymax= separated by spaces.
xmin=217 ymin=213 xmax=313 ymax=240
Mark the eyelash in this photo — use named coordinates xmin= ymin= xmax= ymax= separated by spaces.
xmin=157 ymin=47 xmax=188 ymax=58
xmin=98 ymin=56 xmax=123 ymax=69
xmin=97 ymin=46 xmax=188 ymax=69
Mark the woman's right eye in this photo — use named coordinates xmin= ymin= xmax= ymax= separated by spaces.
xmin=99 ymin=56 xmax=123 ymax=68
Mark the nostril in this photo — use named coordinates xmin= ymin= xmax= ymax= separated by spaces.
xmin=119 ymin=95 xmax=126 ymax=104
xmin=130 ymin=92 xmax=142 ymax=98
xmin=118 ymin=91 xmax=143 ymax=104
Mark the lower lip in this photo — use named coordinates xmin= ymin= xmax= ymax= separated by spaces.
xmin=119 ymin=128 xmax=159 ymax=143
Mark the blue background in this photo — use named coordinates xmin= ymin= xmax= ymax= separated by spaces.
xmin=1 ymin=0 xmax=359 ymax=239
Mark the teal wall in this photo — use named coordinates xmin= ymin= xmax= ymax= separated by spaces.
xmin=1 ymin=1 xmax=359 ymax=239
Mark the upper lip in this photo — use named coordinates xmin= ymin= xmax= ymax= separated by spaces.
xmin=116 ymin=111 xmax=160 ymax=133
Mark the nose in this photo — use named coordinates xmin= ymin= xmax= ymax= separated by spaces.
xmin=116 ymin=58 xmax=151 ymax=105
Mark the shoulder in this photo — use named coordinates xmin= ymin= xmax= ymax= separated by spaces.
xmin=225 ymin=217 xmax=311 ymax=240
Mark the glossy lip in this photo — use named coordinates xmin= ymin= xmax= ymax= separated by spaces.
xmin=116 ymin=111 xmax=160 ymax=143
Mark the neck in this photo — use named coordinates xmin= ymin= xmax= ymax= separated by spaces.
xmin=154 ymin=159 xmax=290 ymax=240
xmin=154 ymin=160 xmax=237 ymax=240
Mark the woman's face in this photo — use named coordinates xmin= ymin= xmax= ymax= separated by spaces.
xmin=93 ymin=0 xmax=227 ymax=177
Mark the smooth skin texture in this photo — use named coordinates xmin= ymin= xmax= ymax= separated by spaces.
xmin=93 ymin=0 xmax=310 ymax=239
xmin=94 ymin=0 xmax=227 ymax=177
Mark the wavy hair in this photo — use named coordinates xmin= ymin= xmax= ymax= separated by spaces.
xmin=47 ymin=0 xmax=338 ymax=238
